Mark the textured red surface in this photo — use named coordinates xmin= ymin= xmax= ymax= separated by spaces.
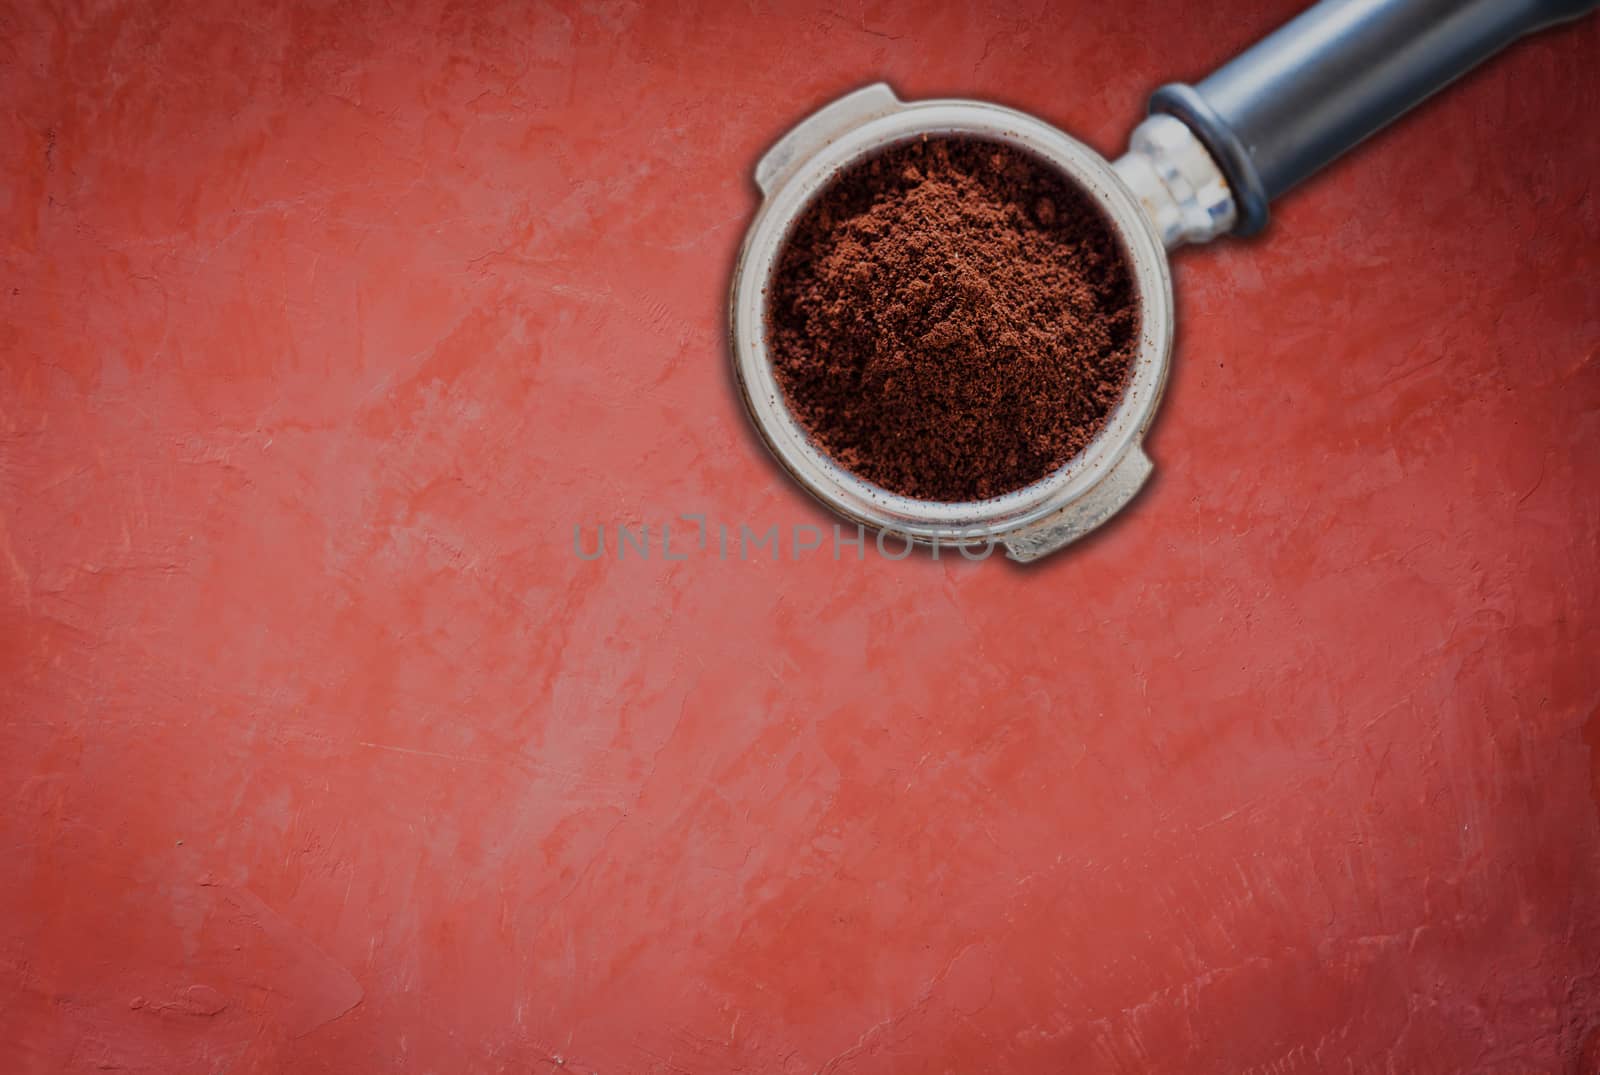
xmin=3 ymin=1 xmax=1599 ymax=1072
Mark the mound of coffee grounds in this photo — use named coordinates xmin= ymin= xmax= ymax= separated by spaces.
xmin=767 ymin=136 xmax=1139 ymax=502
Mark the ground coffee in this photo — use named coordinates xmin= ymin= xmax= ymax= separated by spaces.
xmin=767 ymin=136 xmax=1139 ymax=502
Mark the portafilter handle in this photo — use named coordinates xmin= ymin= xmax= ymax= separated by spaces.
xmin=1117 ymin=0 xmax=1598 ymax=247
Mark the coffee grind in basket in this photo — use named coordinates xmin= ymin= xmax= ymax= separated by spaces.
xmin=766 ymin=136 xmax=1140 ymax=503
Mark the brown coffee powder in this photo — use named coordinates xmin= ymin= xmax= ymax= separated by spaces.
xmin=767 ymin=136 xmax=1139 ymax=502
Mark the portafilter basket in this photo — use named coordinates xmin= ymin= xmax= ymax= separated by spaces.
xmin=731 ymin=0 xmax=1596 ymax=561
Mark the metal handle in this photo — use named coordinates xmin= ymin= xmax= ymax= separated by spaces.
xmin=1150 ymin=0 xmax=1598 ymax=235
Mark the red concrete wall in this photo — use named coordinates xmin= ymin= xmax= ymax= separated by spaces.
xmin=3 ymin=1 xmax=1599 ymax=1072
